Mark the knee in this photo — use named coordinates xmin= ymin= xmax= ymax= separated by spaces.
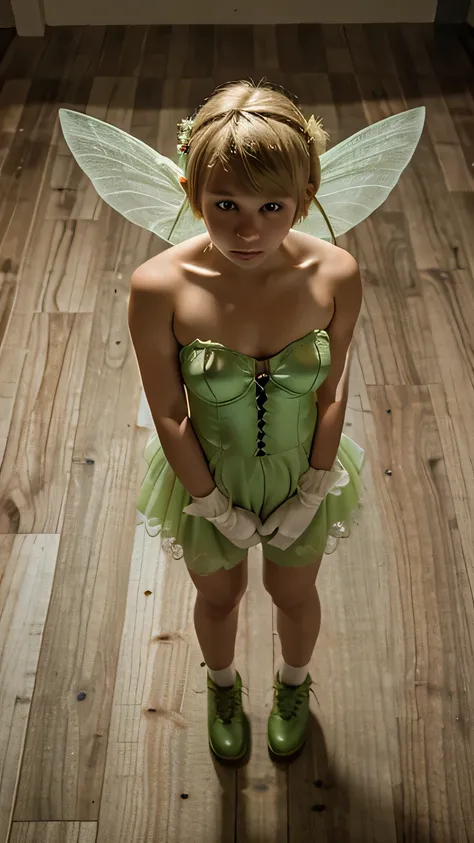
xmin=196 ymin=577 xmax=248 ymax=620
xmin=264 ymin=578 xmax=318 ymax=613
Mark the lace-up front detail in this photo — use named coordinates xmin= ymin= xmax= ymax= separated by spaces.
xmin=208 ymin=678 xmax=244 ymax=725
xmin=255 ymin=371 xmax=269 ymax=456
xmin=273 ymin=674 xmax=312 ymax=720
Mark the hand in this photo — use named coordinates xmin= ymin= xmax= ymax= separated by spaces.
xmin=183 ymin=486 xmax=262 ymax=549
xmin=260 ymin=461 xmax=350 ymax=551
xmin=260 ymin=495 xmax=322 ymax=550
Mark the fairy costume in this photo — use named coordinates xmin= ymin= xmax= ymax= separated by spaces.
xmin=59 ymin=105 xmax=425 ymax=575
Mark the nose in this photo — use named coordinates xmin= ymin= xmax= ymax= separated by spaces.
xmin=235 ymin=219 xmax=260 ymax=242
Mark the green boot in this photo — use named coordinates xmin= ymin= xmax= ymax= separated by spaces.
xmin=268 ymin=673 xmax=312 ymax=758
xmin=207 ymin=672 xmax=248 ymax=761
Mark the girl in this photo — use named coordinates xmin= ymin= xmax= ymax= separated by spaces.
xmin=128 ymin=79 xmax=364 ymax=762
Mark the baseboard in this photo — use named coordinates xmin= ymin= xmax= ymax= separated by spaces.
xmin=43 ymin=0 xmax=438 ymax=26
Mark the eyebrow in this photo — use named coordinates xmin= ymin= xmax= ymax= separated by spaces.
xmin=206 ymin=191 xmax=288 ymax=200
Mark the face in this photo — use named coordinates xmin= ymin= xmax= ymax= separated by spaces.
xmin=198 ymin=163 xmax=302 ymax=272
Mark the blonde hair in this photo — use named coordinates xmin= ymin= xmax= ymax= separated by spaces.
xmin=182 ymin=79 xmax=335 ymax=242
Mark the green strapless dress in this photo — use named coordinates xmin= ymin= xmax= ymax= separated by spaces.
xmin=136 ymin=329 xmax=365 ymax=576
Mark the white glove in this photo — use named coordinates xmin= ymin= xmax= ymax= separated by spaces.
xmin=183 ymin=486 xmax=262 ymax=549
xmin=260 ymin=460 xmax=350 ymax=551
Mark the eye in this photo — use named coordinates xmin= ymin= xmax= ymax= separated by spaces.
xmin=263 ymin=203 xmax=282 ymax=213
xmin=216 ymin=200 xmax=236 ymax=211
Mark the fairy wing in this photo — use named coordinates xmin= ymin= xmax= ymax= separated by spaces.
xmin=58 ymin=108 xmax=206 ymax=245
xmin=296 ymin=106 xmax=426 ymax=241
xmin=60 ymin=106 xmax=425 ymax=246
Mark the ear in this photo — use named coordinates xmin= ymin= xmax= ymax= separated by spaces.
xmin=180 ymin=176 xmax=204 ymax=219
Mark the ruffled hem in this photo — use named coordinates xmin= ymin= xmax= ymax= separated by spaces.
xmin=135 ymin=504 xmax=364 ymax=561
xmin=135 ymin=508 xmax=185 ymax=559
xmin=135 ymin=430 xmax=365 ymax=571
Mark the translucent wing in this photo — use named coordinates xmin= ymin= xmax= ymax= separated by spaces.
xmin=58 ymin=108 xmax=206 ymax=245
xmin=296 ymin=106 xmax=426 ymax=241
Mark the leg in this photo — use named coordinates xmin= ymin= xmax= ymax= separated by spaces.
xmin=263 ymin=555 xmax=323 ymax=669
xmin=189 ymin=558 xmax=248 ymax=671
xmin=188 ymin=559 xmax=249 ymax=761
xmin=263 ymin=555 xmax=324 ymax=758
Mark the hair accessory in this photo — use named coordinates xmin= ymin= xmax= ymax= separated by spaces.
xmin=177 ymin=116 xmax=194 ymax=154
xmin=306 ymin=115 xmax=330 ymax=155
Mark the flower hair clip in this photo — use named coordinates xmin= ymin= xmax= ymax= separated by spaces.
xmin=306 ymin=114 xmax=330 ymax=155
xmin=177 ymin=117 xmax=193 ymax=154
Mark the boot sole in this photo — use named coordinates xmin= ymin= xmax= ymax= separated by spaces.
xmin=267 ymin=736 xmax=306 ymax=762
xmin=209 ymin=739 xmax=248 ymax=763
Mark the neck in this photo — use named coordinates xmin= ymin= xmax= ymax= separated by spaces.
xmin=204 ymin=238 xmax=292 ymax=282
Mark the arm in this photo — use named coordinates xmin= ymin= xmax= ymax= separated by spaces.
xmin=309 ymin=252 xmax=362 ymax=471
xmin=128 ymin=262 xmax=215 ymax=499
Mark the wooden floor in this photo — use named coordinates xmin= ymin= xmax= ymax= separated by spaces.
xmin=0 ymin=20 xmax=473 ymax=843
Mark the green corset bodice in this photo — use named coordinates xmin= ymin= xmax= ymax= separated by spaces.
xmin=179 ymin=329 xmax=331 ymax=462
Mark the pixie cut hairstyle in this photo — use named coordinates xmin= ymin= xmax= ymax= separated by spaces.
xmin=181 ymin=79 xmax=329 ymax=228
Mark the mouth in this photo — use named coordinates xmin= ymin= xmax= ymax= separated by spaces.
xmin=230 ymin=250 xmax=263 ymax=259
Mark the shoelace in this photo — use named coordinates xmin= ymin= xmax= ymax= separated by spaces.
xmin=274 ymin=680 xmax=312 ymax=720
xmin=212 ymin=684 xmax=243 ymax=725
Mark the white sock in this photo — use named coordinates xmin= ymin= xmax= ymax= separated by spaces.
xmin=208 ymin=662 xmax=237 ymax=688
xmin=280 ymin=659 xmax=310 ymax=687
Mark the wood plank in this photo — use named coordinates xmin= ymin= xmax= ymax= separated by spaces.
xmin=215 ymin=25 xmax=255 ymax=77
xmin=288 ymin=360 xmax=398 ymax=843
xmin=416 ymin=73 xmax=461 ymax=145
xmin=348 ymin=211 xmax=440 ymax=386
xmin=452 ymin=191 xmax=474 ymax=275
xmin=435 ymin=78 xmax=474 ymax=188
xmin=434 ymin=141 xmax=473 ymax=192
xmin=423 ymin=22 xmax=473 ymax=77
xmin=116 ymin=26 xmax=148 ymax=77
xmin=421 ymin=267 xmax=474 ymax=585
xmin=366 ymin=384 xmax=474 ymax=836
xmin=356 ymin=72 xmax=406 ymax=213
xmin=183 ymin=25 xmax=215 ymax=79
xmin=322 ymin=24 xmax=353 ymax=74
xmin=14 ymin=220 xmax=99 ymax=312
xmin=236 ymin=548 xmax=288 ymax=843
xmin=12 ymin=211 xmax=144 ymax=820
xmin=0 ymin=535 xmax=59 ymax=843
xmin=0 ymin=311 xmax=94 ymax=530
xmin=329 ymin=72 xmax=366 ymax=141
xmin=343 ymin=23 xmax=377 ymax=74
xmin=0 ymin=80 xmax=31 ymax=171
xmin=389 ymin=79 xmax=470 ymax=271
xmin=0 ymin=30 xmax=16 ymax=65
xmin=0 ymin=337 xmax=29 ymax=468
xmin=253 ymin=25 xmax=279 ymax=74
xmin=141 ymin=25 xmax=173 ymax=78
xmin=34 ymin=27 xmax=83 ymax=81
xmin=95 ymin=515 xmax=234 ymax=843
xmin=0 ymin=32 xmax=49 ymax=82
xmin=297 ymin=24 xmax=327 ymax=73
xmin=9 ymin=823 xmax=97 ymax=842
xmin=363 ymin=24 xmax=398 ymax=75
xmin=386 ymin=26 xmax=427 ymax=81
xmin=0 ymin=81 xmax=59 ymax=292
xmin=96 ymin=26 xmax=128 ymax=76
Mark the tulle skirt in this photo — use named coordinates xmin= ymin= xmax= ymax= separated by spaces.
xmin=136 ymin=425 xmax=365 ymax=577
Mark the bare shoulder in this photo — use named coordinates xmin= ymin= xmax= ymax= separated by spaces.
xmin=294 ymin=231 xmax=357 ymax=273
xmin=131 ymin=234 xmax=209 ymax=292
xmin=325 ymin=242 xmax=361 ymax=292
xmin=298 ymin=233 xmax=361 ymax=298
